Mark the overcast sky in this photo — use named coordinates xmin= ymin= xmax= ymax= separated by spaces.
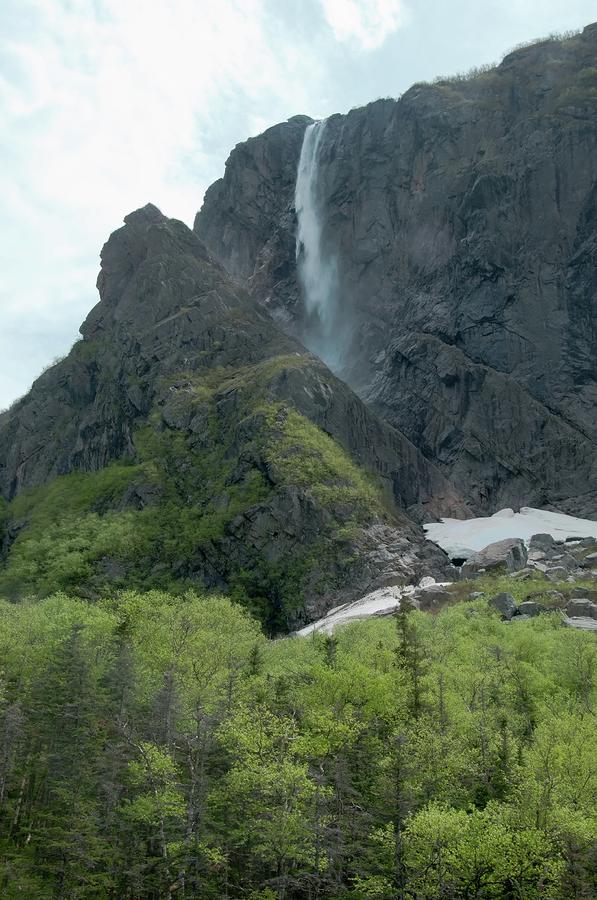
xmin=1 ymin=0 xmax=596 ymax=410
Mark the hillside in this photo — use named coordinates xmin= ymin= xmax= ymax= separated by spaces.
xmin=0 ymin=205 xmax=463 ymax=631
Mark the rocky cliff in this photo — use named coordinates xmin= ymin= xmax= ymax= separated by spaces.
xmin=0 ymin=205 xmax=464 ymax=630
xmin=195 ymin=24 xmax=597 ymax=516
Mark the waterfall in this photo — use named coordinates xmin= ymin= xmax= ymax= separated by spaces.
xmin=294 ymin=120 xmax=342 ymax=370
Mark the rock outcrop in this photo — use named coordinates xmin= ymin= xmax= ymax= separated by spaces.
xmin=195 ymin=24 xmax=597 ymax=516
xmin=0 ymin=205 xmax=465 ymax=630
xmin=461 ymin=538 xmax=528 ymax=577
xmin=488 ymin=592 xmax=518 ymax=620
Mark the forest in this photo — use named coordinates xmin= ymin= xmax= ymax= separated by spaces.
xmin=0 ymin=589 xmax=595 ymax=898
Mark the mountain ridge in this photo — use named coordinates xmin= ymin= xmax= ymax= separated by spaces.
xmin=0 ymin=204 xmax=464 ymax=629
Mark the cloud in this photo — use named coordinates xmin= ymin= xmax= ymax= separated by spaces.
xmin=0 ymin=0 xmax=321 ymax=226
xmin=320 ymin=0 xmax=408 ymax=50
xmin=0 ymin=0 xmax=330 ymax=409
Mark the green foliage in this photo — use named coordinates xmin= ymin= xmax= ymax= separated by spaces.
xmin=445 ymin=569 xmax=596 ymax=610
xmin=0 ymin=592 xmax=595 ymax=897
xmin=261 ymin=404 xmax=383 ymax=518
xmin=0 ymin=358 xmax=387 ymax=627
xmin=402 ymin=802 xmax=563 ymax=898
xmin=9 ymin=461 xmax=141 ymax=522
xmin=432 ymin=61 xmax=498 ymax=85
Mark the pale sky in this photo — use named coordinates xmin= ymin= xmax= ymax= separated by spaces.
xmin=1 ymin=0 xmax=596 ymax=410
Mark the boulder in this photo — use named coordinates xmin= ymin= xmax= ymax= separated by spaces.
xmin=412 ymin=585 xmax=453 ymax=611
xmin=444 ymin=564 xmax=461 ymax=582
xmin=570 ymin=587 xmax=597 ymax=601
xmin=564 ymin=617 xmax=597 ymax=632
xmin=529 ymin=533 xmax=557 ymax=552
xmin=547 ymin=552 xmax=579 ymax=571
xmin=576 ymin=537 xmax=597 ymax=549
xmin=527 ymin=589 xmax=566 ymax=607
xmin=418 ymin=575 xmax=436 ymax=588
xmin=566 ymin=599 xmax=597 ymax=619
xmin=461 ymin=539 xmax=527 ymax=577
xmin=580 ymin=552 xmax=597 ymax=568
xmin=518 ymin=601 xmax=546 ymax=617
xmin=488 ymin=592 xmax=517 ymax=620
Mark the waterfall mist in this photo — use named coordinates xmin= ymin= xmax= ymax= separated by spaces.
xmin=295 ymin=120 xmax=347 ymax=373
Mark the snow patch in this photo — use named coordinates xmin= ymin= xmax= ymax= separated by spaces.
xmin=423 ymin=507 xmax=597 ymax=558
xmin=296 ymin=585 xmax=412 ymax=636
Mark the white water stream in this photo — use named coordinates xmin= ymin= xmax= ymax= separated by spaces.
xmin=294 ymin=120 xmax=344 ymax=370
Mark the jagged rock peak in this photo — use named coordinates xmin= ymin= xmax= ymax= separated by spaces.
xmin=84 ymin=205 xmax=217 ymax=339
xmin=123 ymin=202 xmax=167 ymax=226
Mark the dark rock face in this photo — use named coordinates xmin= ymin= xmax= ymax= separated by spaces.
xmin=0 ymin=205 xmax=465 ymax=627
xmin=195 ymin=25 xmax=597 ymax=516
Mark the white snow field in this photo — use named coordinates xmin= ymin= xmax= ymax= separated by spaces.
xmin=296 ymin=585 xmax=413 ymax=636
xmin=423 ymin=507 xmax=597 ymax=558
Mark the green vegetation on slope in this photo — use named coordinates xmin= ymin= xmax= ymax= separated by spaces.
xmin=441 ymin=570 xmax=597 ymax=610
xmin=261 ymin=404 xmax=381 ymax=517
xmin=0 ymin=359 xmax=386 ymax=629
xmin=0 ymin=591 xmax=595 ymax=898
